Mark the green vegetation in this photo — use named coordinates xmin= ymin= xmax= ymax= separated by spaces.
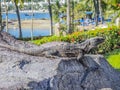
xmin=32 ymin=26 xmax=120 ymax=53
xmin=105 ymin=49 xmax=120 ymax=70
xmin=51 ymin=0 xmax=120 ymax=34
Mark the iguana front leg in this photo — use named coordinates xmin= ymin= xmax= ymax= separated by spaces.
xmin=76 ymin=50 xmax=88 ymax=67
xmin=77 ymin=49 xmax=84 ymax=61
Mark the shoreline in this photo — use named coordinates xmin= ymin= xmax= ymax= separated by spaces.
xmin=2 ymin=10 xmax=49 ymax=14
xmin=7 ymin=19 xmax=50 ymax=29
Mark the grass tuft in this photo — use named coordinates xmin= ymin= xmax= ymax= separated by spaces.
xmin=105 ymin=49 xmax=120 ymax=70
xmin=107 ymin=54 xmax=120 ymax=69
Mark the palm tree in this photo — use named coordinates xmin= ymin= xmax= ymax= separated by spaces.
xmin=67 ymin=0 xmax=71 ymax=34
xmin=47 ymin=0 xmax=53 ymax=35
xmin=93 ymin=0 xmax=99 ymax=26
xmin=0 ymin=1 xmax=2 ymax=31
xmin=52 ymin=0 xmax=61 ymax=23
xmin=4 ymin=0 xmax=8 ymax=32
xmin=104 ymin=0 xmax=120 ymax=20
xmin=14 ymin=0 xmax=22 ymax=38
xmin=31 ymin=0 xmax=33 ymax=40
xmin=71 ymin=1 xmax=75 ymax=32
xmin=98 ymin=0 xmax=103 ymax=24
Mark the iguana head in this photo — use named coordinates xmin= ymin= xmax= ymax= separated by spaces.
xmin=88 ymin=37 xmax=105 ymax=46
xmin=80 ymin=37 xmax=105 ymax=53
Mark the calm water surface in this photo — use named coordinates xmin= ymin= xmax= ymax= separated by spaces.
xmin=3 ymin=12 xmax=50 ymax=37
xmin=2 ymin=12 xmax=50 ymax=20
xmin=4 ymin=28 xmax=50 ymax=38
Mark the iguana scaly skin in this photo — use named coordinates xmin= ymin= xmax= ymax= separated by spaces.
xmin=0 ymin=32 xmax=105 ymax=61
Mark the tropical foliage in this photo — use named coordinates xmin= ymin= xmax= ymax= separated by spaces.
xmin=50 ymin=0 xmax=120 ymax=35
xmin=32 ymin=26 xmax=120 ymax=53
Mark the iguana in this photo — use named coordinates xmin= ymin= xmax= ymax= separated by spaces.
xmin=0 ymin=33 xmax=105 ymax=61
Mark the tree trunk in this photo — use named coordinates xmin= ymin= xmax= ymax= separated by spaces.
xmin=4 ymin=0 xmax=8 ymax=32
xmin=14 ymin=0 xmax=22 ymax=38
xmin=48 ymin=0 xmax=53 ymax=35
xmin=93 ymin=0 xmax=99 ymax=26
xmin=99 ymin=0 xmax=103 ymax=24
xmin=31 ymin=0 xmax=33 ymax=40
xmin=71 ymin=1 xmax=74 ymax=33
xmin=67 ymin=0 xmax=71 ymax=34
xmin=0 ymin=1 xmax=2 ymax=31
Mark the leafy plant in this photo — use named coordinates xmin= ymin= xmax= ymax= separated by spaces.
xmin=32 ymin=26 xmax=120 ymax=54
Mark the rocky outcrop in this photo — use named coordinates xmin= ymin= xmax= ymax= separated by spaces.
xmin=0 ymin=32 xmax=120 ymax=90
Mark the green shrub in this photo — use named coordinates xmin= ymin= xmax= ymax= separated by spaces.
xmin=32 ymin=26 xmax=120 ymax=53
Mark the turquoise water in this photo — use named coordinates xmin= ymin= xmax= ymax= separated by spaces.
xmin=4 ymin=28 xmax=50 ymax=38
xmin=3 ymin=12 xmax=50 ymax=37
xmin=2 ymin=12 xmax=50 ymax=20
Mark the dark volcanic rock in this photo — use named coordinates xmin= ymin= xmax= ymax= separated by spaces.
xmin=0 ymin=32 xmax=120 ymax=90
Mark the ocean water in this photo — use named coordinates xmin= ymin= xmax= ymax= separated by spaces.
xmin=4 ymin=28 xmax=50 ymax=38
xmin=2 ymin=12 xmax=50 ymax=20
xmin=2 ymin=12 xmax=50 ymax=37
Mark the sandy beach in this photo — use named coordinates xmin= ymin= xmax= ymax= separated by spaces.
xmin=7 ymin=19 xmax=50 ymax=29
xmin=6 ymin=19 xmax=107 ymax=31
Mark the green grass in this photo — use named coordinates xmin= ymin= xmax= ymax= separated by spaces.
xmin=105 ymin=49 xmax=120 ymax=70
xmin=107 ymin=54 xmax=120 ymax=70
